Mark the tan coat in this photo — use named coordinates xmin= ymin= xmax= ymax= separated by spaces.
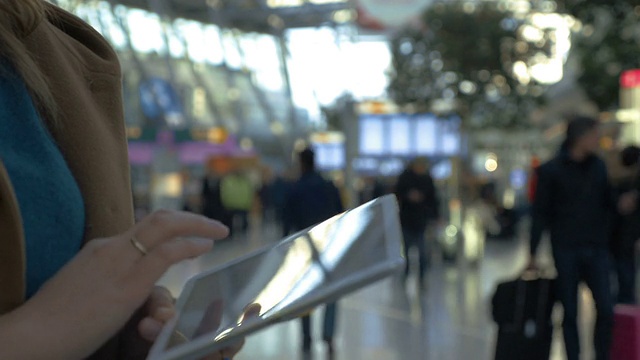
xmin=0 ymin=4 xmax=138 ymax=358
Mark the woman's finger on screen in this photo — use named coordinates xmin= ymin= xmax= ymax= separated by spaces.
xmin=132 ymin=210 xmax=228 ymax=251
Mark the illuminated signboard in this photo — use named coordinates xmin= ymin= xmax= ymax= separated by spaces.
xmin=359 ymin=116 xmax=386 ymax=155
xmin=440 ymin=117 xmax=461 ymax=156
xmin=359 ymin=114 xmax=461 ymax=156
xmin=621 ymin=69 xmax=640 ymax=89
xmin=389 ymin=115 xmax=412 ymax=155
xmin=313 ymin=143 xmax=345 ymax=170
xmin=414 ymin=115 xmax=439 ymax=155
xmin=310 ymin=132 xmax=346 ymax=171
xmin=353 ymin=157 xmax=405 ymax=176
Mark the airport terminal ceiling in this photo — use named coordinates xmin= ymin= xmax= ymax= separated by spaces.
xmin=112 ymin=0 xmax=353 ymax=33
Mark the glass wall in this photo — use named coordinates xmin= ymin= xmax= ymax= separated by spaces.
xmin=56 ymin=1 xmax=392 ymax=131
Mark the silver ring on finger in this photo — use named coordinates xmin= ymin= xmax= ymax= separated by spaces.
xmin=130 ymin=235 xmax=149 ymax=256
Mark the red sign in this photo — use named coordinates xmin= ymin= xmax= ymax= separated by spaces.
xmin=620 ymin=70 xmax=640 ymax=89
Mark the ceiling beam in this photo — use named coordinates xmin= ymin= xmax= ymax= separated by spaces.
xmin=114 ymin=0 xmax=352 ymax=31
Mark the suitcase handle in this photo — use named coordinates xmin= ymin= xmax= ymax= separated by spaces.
xmin=520 ymin=268 xmax=551 ymax=281
xmin=521 ymin=270 xmax=540 ymax=281
xmin=510 ymin=275 xmax=552 ymax=333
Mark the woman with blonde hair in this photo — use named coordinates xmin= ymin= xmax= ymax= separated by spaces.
xmin=0 ymin=2 xmax=242 ymax=359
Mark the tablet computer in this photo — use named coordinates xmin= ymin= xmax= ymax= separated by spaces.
xmin=147 ymin=194 xmax=405 ymax=360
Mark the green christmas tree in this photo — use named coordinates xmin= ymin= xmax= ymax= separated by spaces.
xmin=556 ymin=0 xmax=640 ymax=110
xmin=389 ymin=1 xmax=551 ymax=129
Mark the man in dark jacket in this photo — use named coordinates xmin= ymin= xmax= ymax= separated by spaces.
xmin=284 ymin=148 xmax=344 ymax=355
xmin=529 ymin=117 xmax=614 ymax=360
xmin=396 ymin=157 xmax=439 ymax=284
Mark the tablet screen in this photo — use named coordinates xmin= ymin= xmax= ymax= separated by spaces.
xmin=150 ymin=195 xmax=403 ymax=360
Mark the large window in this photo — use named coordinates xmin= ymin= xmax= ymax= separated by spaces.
xmin=287 ymin=28 xmax=392 ymax=112
xmin=59 ymin=2 xmax=393 ymax=129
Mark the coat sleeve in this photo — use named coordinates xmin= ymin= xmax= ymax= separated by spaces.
xmin=530 ymin=165 xmax=552 ymax=256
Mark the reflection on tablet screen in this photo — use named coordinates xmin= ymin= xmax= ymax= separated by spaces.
xmin=161 ymin=195 xmax=401 ymax=355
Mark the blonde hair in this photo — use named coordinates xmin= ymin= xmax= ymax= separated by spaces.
xmin=0 ymin=0 xmax=57 ymax=119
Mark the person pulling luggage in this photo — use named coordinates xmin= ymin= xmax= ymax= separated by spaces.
xmin=528 ymin=117 xmax=635 ymax=360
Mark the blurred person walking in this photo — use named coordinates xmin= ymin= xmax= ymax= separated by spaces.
xmin=610 ymin=145 xmax=640 ymax=304
xmin=202 ymin=168 xmax=230 ymax=227
xmin=220 ymin=168 xmax=255 ymax=235
xmin=528 ymin=117 xmax=626 ymax=360
xmin=271 ymin=171 xmax=293 ymax=233
xmin=0 ymin=2 xmax=243 ymax=359
xmin=284 ymin=148 xmax=344 ymax=355
xmin=395 ymin=157 xmax=439 ymax=285
xmin=258 ymin=168 xmax=273 ymax=222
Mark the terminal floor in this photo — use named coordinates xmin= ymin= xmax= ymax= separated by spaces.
xmin=159 ymin=223 xmax=599 ymax=360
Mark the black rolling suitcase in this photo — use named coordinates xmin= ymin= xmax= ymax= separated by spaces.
xmin=491 ymin=273 xmax=556 ymax=360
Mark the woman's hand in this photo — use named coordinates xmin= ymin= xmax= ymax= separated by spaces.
xmin=0 ymin=210 xmax=228 ymax=360
xmin=138 ymin=287 xmax=176 ymax=342
xmin=202 ymin=303 xmax=262 ymax=360
xmin=618 ymin=191 xmax=638 ymax=215
xmin=137 ymin=291 xmax=261 ymax=360
xmin=130 ymin=287 xmax=250 ymax=360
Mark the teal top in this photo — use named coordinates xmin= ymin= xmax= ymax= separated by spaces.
xmin=0 ymin=63 xmax=85 ymax=298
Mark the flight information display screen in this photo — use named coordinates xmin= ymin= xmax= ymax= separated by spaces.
xmin=312 ymin=142 xmax=346 ymax=171
xmin=414 ymin=115 xmax=439 ymax=155
xmin=358 ymin=114 xmax=461 ymax=157
xmin=359 ymin=116 xmax=385 ymax=155
xmin=388 ymin=116 xmax=412 ymax=155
